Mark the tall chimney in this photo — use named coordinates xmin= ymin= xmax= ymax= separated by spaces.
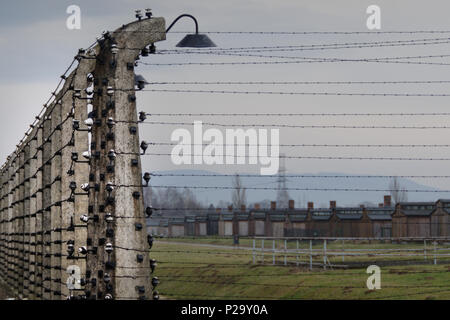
xmin=241 ymin=204 xmax=246 ymax=212
xmin=288 ymin=200 xmax=295 ymax=210
xmin=254 ymin=203 xmax=261 ymax=210
xmin=384 ymin=195 xmax=392 ymax=207
xmin=270 ymin=201 xmax=276 ymax=210
xmin=307 ymin=202 xmax=314 ymax=209
xmin=329 ymin=201 xmax=336 ymax=209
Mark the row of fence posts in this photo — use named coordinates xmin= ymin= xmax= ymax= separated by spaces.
xmin=251 ymin=238 xmax=442 ymax=270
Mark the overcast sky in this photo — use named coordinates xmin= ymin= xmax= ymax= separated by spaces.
xmin=2 ymin=0 xmax=450 ymax=193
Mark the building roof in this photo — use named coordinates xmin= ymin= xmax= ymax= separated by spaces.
xmin=366 ymin=207 xmax=395 ymax=213
xmin=221 ymin=212 xmax=234 ymax=221
xmin=236 ymin=213 xmax=250 ymax=221
xmin=195 ymin=215 xmax=208 ymax=222
xmin=398 ymin=202 xmax=435 ymax=216
xmin=336 ymin=213 xmax=362 ymax=220
xmin=310 ymin=209 xmax=332 ymax=221
xmin=251 ymin=211 xmax=267 ymax=219
xmin=368 ymin=214 xmax=392 ymax=221
xmin=289 ymin=213 xmax=308 ymax=222
xmin=268 ymin=210 xmax=287 ymax=222
xmin=364 ymin=207 xmax=394 ymax=220
xmin=335 ymin=208 xmax=363 ymax=220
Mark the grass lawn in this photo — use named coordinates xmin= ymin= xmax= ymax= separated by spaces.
xmin=152 ymin=241 xmax=450 ymax=300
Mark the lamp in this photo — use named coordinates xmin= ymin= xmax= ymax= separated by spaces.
xmin=166 ymin=14 xmax=216 ymax=48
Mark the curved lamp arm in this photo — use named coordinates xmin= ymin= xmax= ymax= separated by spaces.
xmin=166 ymin=14 xmax=199 ymax=34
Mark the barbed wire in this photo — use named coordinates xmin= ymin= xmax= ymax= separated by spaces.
xmin=160 ymin=50 xmax=450 ymax=63
xmin=126 ymin=30 xmax=450 ymax=34
xmin=135 ymin=184 xmax=450 ymax=193
xmin=159 ymin=37 xmax=450 ymax=53
xmin=148 ymin=172 xmax=450 ymax=178
xmin=139 ymin=53 xmax=450 ymax=67
xmin=142 ymin=112 xmax=450 ymax=117
xmin=139 ymin=88 xmax=450 ymax=97
xmin=138 ymin=152 xmax=450 ymax=161
xmin=144 ymin=80 xmax=450 ymax=86
xmin=140 ymin=121 xmax=450 ymax=129
xmin=145 ymin=142 xmax=450 ymax=149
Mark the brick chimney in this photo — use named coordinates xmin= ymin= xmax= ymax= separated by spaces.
xmin=227 ymin=205 xmax=233 ymax=212
xmin=254 ymin=203 xmax=261 ymax=210
xmin=329 ymin=201 xmax=336 ymax=209
xmin=270 ymin=201 xmax=276 ymax=210
xmin=288 ymin=200 xmax=295 ymax=210
xmin=241 ymin=204 xmax=246 ymax=212
xmin=307 ymin=202 xmax=314 ymax=209
xmin=378 ymin=203 xmax=383 ymax=208
xmin=384 ymin=195 xmax=392 ymax=207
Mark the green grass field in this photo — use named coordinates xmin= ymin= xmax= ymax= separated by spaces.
xmin=152 ymin=240 xmax=450 ymax=300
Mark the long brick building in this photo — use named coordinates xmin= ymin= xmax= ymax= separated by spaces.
xmin=147 ymin=195 xmax=450 ymax=238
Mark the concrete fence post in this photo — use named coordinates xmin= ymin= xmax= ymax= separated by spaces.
xmin=28 ymin=125 xmax=38 ymax=299
xmin=50 ymin=99 xmax=63 ymax=299
xmin=252 ymin=239 xmax=255 ymax=264
xmin=424 ymin=239 xmax=427 ymax=260
xmin=18 ymin=150 xmax=25 ymax=298
xmin=433 ymin=241 xmax=437 ymax=265
xmin=35 ymin=122 xmax=44 ymax=299
xmin=272 ymin=240 xmax=275 ymax=265
xmin=261 ymin=239 xmax=264 ymax=264
xmin=86 ymin=16 xmax=166 ymax=300
xmin=42 ymin=111 xmax=53 ymax=299
xmin=23 ymin=144 xmax=31 ymax=298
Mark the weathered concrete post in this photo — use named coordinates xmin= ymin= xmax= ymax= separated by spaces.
xmin=23 ymin=144 xmax=31 ymax=298
xmin=35 ymin=121 xmax=44 ymax=299
xmin=86 ymin=16 xmax=166 ymax=300
xmin=50 ymin=99 xmax=63 ymax=299
xmin=42 ymin=112 xmax=52 ymax=299
xmin=17 ymin=150 xmax=25 ymax=298
xmin=12 ymin=156 xmax=19 ymax=293
xmin=28 ymin=125 xmax=39 ymax=299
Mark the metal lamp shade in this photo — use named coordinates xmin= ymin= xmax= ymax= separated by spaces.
xmin=176 ymin=34 xmax=216 ymax=48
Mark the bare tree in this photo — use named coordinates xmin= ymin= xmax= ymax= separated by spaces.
xmin=232 ymin=174 xmax=246 ymax=209
xmin=144 ymin=187 xmax=203 ymax=211
xmin=389 ymin=177 xmax=408 ymax=204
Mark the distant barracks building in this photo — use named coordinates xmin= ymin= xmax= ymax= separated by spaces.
xmin=147 ymin=196 xmax=450 ymax=238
